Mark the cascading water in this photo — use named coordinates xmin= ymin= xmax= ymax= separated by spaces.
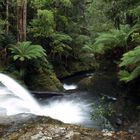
xmin=0 ymin=73 xmax=41 ymax=115
xmin=0 ymin=73 xmax=92 ymax=125
xmin=63 ymin=83 xmax=77 ymax=90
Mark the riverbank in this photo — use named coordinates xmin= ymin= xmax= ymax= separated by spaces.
xmin=0 ymin=114 xmax=140 ymax=140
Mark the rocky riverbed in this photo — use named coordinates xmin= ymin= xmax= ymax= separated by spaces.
xmin=0 ymin=113 xmax=140 ymax=140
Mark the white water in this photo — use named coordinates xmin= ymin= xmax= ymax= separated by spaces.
xmin=63 ymin=83 xmax=77 ymax=90
xmin=0 ymin=74 xmax=41 ymax=115
xmin=0 ymin=73 xmax=90 ymax=124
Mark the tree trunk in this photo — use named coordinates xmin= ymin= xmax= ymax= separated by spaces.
xmin=6 ymin=0 xmax=9 ymax=34
xmin=17 ymin=0 xmax=27 ymax=41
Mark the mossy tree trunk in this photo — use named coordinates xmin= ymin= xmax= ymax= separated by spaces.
xmin=17 ymin=0 xmax=27 ymax=41
xmin=6 ymin=0 xmax=9 ymax=34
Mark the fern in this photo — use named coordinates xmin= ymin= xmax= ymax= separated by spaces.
xmin=51 ymin=32 xmax=72 ymax=42
xmin=119 ymin=46 xmax=140 ymax=82
xmin=120 ymin=46 xmax=140 ymax=67
xmin=9 ymin=41 xmax=46 ymax=61
xmin=82 ymin=44 xmax=94 ymax=53
xmin=92 ymin=25 xmax=131 ymax=54
xmin=51 ymin=32 xmax=72 ymax=57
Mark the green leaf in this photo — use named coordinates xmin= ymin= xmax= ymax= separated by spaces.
xmin=13 ymin=55 xmax=20 ymax=60
xmin=19 ymin=57 xmax=25 ymax=61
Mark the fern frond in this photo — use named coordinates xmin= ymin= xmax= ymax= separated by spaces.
xmin=92 ymin=25 xmax=131 ymax=54
xmin=9 ymin=41 xmax=47 ymax=62
xmin=119 ymin=45 xmax=140 ymax=82
xmin=120 ymin=46 xmax=140 ymax=67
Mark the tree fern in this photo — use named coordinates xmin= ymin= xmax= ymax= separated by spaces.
xmin=119 ymin=45 xmax=140 ymax=82
xmin=50 ymin=32 xmax=72 ymax=58
xmin=51 ymin=32 xmax=72 ymax=42
xmin=82 ymin=44 xmax=94 ymax=53
xmin=9 ymin=41 xmax=46 ymax=61
xmin=92 ymin=25 xmax=131 ymax=54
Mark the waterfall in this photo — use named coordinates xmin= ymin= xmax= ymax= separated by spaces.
xmin=0 ymin=73 xmax=91 ymax=125
xmin=0 ymin=73 xmax=41 ymax=115
xmin=63 ymin=83 xmax=77 ymax=90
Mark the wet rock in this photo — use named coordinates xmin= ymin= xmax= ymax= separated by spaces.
xmin=128 ymin=129 xmax=134 ymax=134
xmin=72 ymin=132 xmax=81 ymax=140
xmin=0 ymin=113 xmax=139 ymax=140
xmin=78 ymin=77 xmax=92 ymax=90
xmin=65 ymin=131 xmax=74 ymax=139
xmin=31 ymin=131 xmax=45 ymax=140
xmin=116 ymin=118 xmax=123 ymax=126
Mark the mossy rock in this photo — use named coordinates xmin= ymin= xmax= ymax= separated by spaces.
xmin=54 ymin=65 xmax=71 ymax=78
xmin=78 ymin=77 xmax=93 ymax=90
xmin=26 ymin=71 xmax=63 ymax=91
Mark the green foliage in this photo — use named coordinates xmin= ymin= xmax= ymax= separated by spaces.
xmin=87 ymin=0 xmax=140 ymax=82
xmin=128 ymin=5 xmax=140 ymax=22
xmin=28 ymin=0 xmax=90 ymax=63
xmin=31 ymin=0 xmax=72 ymax=9
xmin=92 ymin=25 xmax=131 ymax=54
xmin=102 ymin=0 xmax=140 ymax=27
xmin=91 ymin=97 xmax=115 ymax=129
xmin=0 ymin=19 xmax=6 ymax=34
xmin=31 ymin=0 xmax=52 ymax=9
xmin=75 ymin=35 xmax=90 ymax=45
xmin=86 ymin=0 xmax=113 ymax=39
xmin=51 ymin=32 xmax=72 ymax=42
xmin=29 ymin=9 xmax=55 ymax=38
xmin=0 ymin=19 xmax=6 ymax=44
xmin=82 ymin=44 xmax=94 ymax=53
xmin=59 ymin=0 xmax=72 ymax=7
xmin=119 ymin=46 xmax=140 ymax=82
xmin=50 ymin=32 xmax=72 ymax=58
xmin=92 ymin=97 xmax=115 ymax=119
xmin=9 ymin=41 xmax=46 ymax=61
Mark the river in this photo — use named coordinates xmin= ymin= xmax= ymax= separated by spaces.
xmin=0 ymin=72 xmax=139 ymax=132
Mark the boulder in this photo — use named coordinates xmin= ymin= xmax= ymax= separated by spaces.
xmin=0 ymin=113 xmax=139 ymax=140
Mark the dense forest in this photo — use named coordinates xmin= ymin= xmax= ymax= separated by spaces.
xmin=0 ymin=0 xmax=140 ymax=91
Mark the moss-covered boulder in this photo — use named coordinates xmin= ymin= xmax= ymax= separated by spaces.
xmin=26 ymin=70 xmax=63 ymax=91
xmin=78 ymin=76 xmax=93 ymax=90
xmin=78 ymin=71 xmax=121 ymax=96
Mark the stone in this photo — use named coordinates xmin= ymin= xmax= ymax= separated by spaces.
xmin=0 ymin=114 xmax=139 ymax=140
xmin=128 ymin=129 xmax=134 ymax=134
xmin=65 ymin=131 xmax=74 ymax=138
xmin=73 ymin=132 xmax=81 ymax=140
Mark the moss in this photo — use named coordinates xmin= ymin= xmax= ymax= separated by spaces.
xmin=26 ymin=70 xmax=63 ymax=91
xmin=55 ymin=60 xmax=97 ymax=78
xmin=78 ymin=77 xmax=93 ymax=90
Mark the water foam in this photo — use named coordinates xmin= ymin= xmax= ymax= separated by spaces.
xmin=63 ymin=83 xmax=77 ymax=90
xmin=0 ymin=73 xmax=90 ymax=124
xmin=42 ymin=99 xmax=90 ymax=123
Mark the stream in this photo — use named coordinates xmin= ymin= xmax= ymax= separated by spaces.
xmin=0 ymin=72 xmax=139 ymax=132
xmin=38 ymin=72 xmax=115 ymax=130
